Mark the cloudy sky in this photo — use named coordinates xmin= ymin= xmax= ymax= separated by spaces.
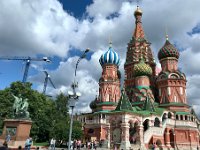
xmin=0 ymin=0 xmax=200 ymax=114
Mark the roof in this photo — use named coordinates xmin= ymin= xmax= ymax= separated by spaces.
xmin=159 ymin=102 xmax=190 ymax=107
xmin=175 ymin=111 xmax=190 ymax=115
xmin=143 ymin=96 xmax=155 ymax=112
xmin=96 ymin=101 xmax=118 ymax=106
xmin=99 ymin=43 xmax=120 ymax=66
xmin=115 ymin=89 xmax=133 ymax=111
xmin=134 ymin=59 xmax=152 ymax=77
xmin=158 ymin=39 xmax=179 ymax=60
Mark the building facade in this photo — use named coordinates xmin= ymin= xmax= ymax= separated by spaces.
xmin=78 ymin=7 xmax=200 ymax=150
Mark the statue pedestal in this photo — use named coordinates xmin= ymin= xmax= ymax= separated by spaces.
xmin=0 ymin=119 xmax=32 ymax=148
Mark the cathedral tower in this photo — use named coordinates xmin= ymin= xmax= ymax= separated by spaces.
xmin=156 ymin=36 xmax=188 ymax=112
xmin=92 ymin=42 xmax=121 ymax=111
xmin=124 ymin=6 xmax=156 ymax=101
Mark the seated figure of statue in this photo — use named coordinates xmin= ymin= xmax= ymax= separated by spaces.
xmin=21 ymin=98 xmax=30 ymax=118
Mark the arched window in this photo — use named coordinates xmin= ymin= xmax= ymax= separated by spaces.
xmin=88 ymin=129 xmax=94 ymax=134
xmin=176 ymin=115 xmax=179 ymax=120
xmin=129 ymin=122 xmax=138 ymax=144
xmin=169 ymin=73 xmax=179 ymax=79
xmin=185 ymin=115 xmax=188 ymax=120
xmin=191 ymin=117 xmax=194 ymax=121
xmin=180 ymin=115 xmax=183 ymax=120
xmin=162 ymin=113 xmax=167 ymax=123
xmin=168 ymin=112 xmax=172 ymax=119
xmin=143 ymin=119 xmax=149 ymax=132
xmin=154 ymin=118 xmax=160 ymax=127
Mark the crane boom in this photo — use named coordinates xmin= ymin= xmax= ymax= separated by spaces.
xmin=0 ymin=56 xmax=50 ymax=61
xmin=0 ymin=56 xmax=51 ymax=82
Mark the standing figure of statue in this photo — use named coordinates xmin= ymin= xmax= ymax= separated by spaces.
xmin=12 ymin=94 xmax=30 ymax=119
xmin=12 ymin=94 xmax=23 ymax=116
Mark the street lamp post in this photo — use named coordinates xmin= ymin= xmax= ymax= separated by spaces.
xmin=67 ymin=48 xmax=89 ymax=150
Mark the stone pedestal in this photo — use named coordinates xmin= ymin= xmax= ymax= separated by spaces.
xmin=0 ymin=119 xmax=32 ymax=148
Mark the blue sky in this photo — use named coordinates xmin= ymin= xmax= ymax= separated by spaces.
xmin=0 ymin=0 xmax=200 ymax=113
xmin=0 ymin=0 xmax=93 ymax=89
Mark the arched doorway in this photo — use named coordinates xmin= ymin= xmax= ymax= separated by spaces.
xmin=143 ymin=119 xmax=149 ymax=132
xmin=113 ymin=128 xmax=121 ymax=143
xmin=129 ymin=122 xmax=138 ymax=144
xmin=154 ymin=118 xmax=160 ymax=127
xmin=168 ymin=112 xmax=172 ymax=119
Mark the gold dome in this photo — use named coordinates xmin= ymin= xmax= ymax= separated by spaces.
xmin=134 ymin=6 xmax=143 ymax=16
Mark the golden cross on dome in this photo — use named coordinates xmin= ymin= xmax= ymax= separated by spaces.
xmin=109 ymin=36 xmax=112 ymax=47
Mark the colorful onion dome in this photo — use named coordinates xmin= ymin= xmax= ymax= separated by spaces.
xmin=134 ymin=58 xmax=152 ymax=77
xmin=158 ymin=36 xmax=179 ymax=60
xmin=99 ymin=42 xmax=120 ymax=66
xmin=134 ymin=6 xmax=142 ymax=16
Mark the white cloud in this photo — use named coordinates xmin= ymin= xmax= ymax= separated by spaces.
xmin=86 ymin=0 xmax=123 ymax=18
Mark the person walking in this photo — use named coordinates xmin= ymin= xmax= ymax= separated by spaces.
xmin=25 ymin=137 xmax=32 ymax=150
xmin=50 ymin=138 xmax=56 ymax=150
xmin=5 ymin=134 xmax=11 ymax=144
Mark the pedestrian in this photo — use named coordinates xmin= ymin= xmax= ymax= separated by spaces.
xmin=93 ymin=140 xmax=97 ymax=150
xmin=53 ymin=138 xmax=56 ymax=150
xmin=86 ymin=141 xmax=88 ymax=148
xmin=5 ymin=134 xmax=11 ymax=144
xmin=25 ymin=137 xmax=32 ymax=150
xmin=87 ymin=141 xmax=91 ymax=150
xmin=152 ymin=142 xmax=156 ymax=150
xmin=90 ymin=141 xmax=94 ymax=150
xmin=73 ymin=140 xmax=77 ymax=150
xmin=77 ymin=140 xmax=81 ymax=150
xmin=50 ymin=138 xmax=54 ymax=150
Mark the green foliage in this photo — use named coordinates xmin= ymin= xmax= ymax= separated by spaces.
xmin=72 ymin=121 xmax=83 ymax=140
xmin=0 ymin=81 xmax=83 ymax=143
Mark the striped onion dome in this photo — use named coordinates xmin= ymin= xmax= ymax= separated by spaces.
xmin=134 ymin=58 xmax=152 ymax=77
xmin=158 ymin=36 xmax=179 ymax=60
xmin=99 ymin=42 xmax=120 ymax=66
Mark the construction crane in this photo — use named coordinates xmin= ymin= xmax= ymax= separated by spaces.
xmin=43 ymin=71 xmax=56 ymax=94
xmin=0 ymin=56 xmax=51 ymax=83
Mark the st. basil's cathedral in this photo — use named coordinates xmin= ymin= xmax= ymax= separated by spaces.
xmin=78 ymin=6 xmax=200 ymax=150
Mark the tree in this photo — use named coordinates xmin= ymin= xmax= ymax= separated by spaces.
xmin=0 ymin=81 xmax=56 ymax=142
xmin=50 ymin=93 xmax=69 ymax=142
xmin=0 ymin=81 xmax=83 ymax=143
xmin=50 ymin=93 xmax=83 ymax=143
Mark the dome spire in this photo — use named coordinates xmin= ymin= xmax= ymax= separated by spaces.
xmin=109 ymin=36 xmax=112 ymax=48
xmin=133 ymin=6 xmax=145 ymax=39
xmin=166 ymin=34 xmax=169 ymax=41
xmin=165 ymin=26 xmax=169 ymax=41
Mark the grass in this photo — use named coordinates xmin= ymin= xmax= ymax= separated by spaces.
xmin=33 ymin=142 xmax=49 ymax=147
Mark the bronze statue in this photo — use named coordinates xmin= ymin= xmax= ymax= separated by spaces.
xmin=12 ymin=94 xmax=30 ymax=119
